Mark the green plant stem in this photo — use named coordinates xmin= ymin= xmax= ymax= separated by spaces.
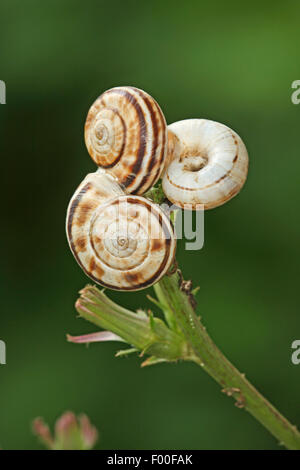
xmin=154 ymin=270 xmax=300 ymax=450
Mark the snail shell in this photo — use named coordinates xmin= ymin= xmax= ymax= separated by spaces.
xmin=66 ymin=171 xmax=176 ymax=291
xmin=84 ymin=86 xmax=168 ymax=195
xmin=162 ymin=119 xmax=249 ymax=210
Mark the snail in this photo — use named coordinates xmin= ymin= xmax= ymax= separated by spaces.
xmin=84 ymin=86 xmax=168 ymax=195
xmin=66 ymin=86 xmax=175 ymax=291
xmin=66 ymin=171 xmax=176 ymax=291
xmin=162 ymin=119 xmax=249 ymax=210
xmin=66 ymin=86 xmax=249 ymax=291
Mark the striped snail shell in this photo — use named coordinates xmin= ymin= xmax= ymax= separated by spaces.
xmin=84 ymin=86 xmax=168 ymax=195
xmin=66 ymin=171 xmax=176 ymax=291
xmin=162 ymin=119 xmax=249 ymax=210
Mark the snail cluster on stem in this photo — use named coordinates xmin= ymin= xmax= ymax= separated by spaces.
xmin=66 ymin=86 xmax=248 ymax=291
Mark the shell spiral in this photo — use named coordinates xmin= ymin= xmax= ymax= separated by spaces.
xmin=85 ymin=86 xmax=168 ymax=195
xmin=66 ymin=172 xmax=176 ymax=291
xmin=162 ymin=119 xmax=249 ymax=210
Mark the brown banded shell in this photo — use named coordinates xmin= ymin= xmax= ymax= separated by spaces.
xmin=162 ymin=119 xmax=249 ymax=210
xmin=85 ymin=86 xmax=168 ymax=195
xmin=66 ymin=172 xmax=176 ymax=291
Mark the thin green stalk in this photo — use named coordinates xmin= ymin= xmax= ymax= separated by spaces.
xmin=154 ymin=270 xmax=300 ymax=450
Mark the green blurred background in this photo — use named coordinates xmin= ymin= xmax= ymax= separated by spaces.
xmin=0 ymin=0 xmax=299 ymax=450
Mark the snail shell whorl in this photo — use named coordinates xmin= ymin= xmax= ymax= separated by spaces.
xmin=85 ymin=86 xmax=168 ymax=195
xmin=66 ymin=172 xmax=176 ymax=291
xmin=162 ymin=119 xmax=249 ymax=210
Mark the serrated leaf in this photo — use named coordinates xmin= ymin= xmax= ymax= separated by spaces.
xmin=191 ymin=286 xmax=200 ymax=296
xmin=147 ymin=295 xmax=166 ymax=312
xmin=115 ymin=348 xmax=138 ymax=357
xmin=141 ymin=356 xmax=168 ymax=367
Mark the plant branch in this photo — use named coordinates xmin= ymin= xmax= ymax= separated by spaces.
xmin=155 ymin=269 xmax=300 ymax=450
xmin=71 ymin=270 xmax=300 ymax=449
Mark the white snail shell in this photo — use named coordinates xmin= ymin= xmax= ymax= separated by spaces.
xmin=84 ymin=86 xmax=168 ymax=195
xmin=66 ymin=171 xmax=176 ymax=291
xmin=162 ymin=119 xmax=249 ymax=210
